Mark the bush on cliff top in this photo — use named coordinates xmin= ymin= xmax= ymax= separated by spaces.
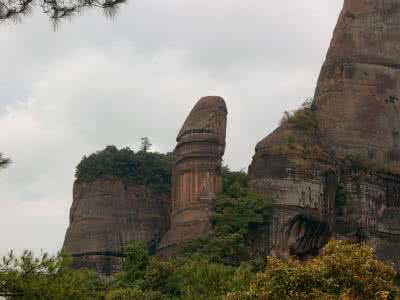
xmin=75 ymin=145 xmax=174 ymax=193
xmin=279 ymin=98 xmax=318 ymax=134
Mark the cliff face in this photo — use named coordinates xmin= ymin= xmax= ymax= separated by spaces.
xmin=336 ymin=171 xmax=400 ymax=271
xmin=249 ymin=0 xmax=400 ymax=270
xmin=315 ymin=0 xmax=400 ymax=165
xmin=63 ymin=179 xmax=170 ymax=274
xmin=158 ymin=96 xmax=227 ymax=254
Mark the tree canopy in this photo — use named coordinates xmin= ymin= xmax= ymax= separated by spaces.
xmin=75 ymin=145 xmax=175 ymax=193
xmin=1 ymin=166 xmax=399 ymax=299
xmin=0 ymin=250 xmax=105 ymax=299
xmin=2 ymin=155 xmax=398 ymax=299
xmin=226 ymin=240 xmax=399 ymax=300
xmin=180 ymin=168 xmax=273 ymax=266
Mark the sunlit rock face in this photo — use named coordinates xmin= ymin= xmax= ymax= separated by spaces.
xmin=158 ymin=96 xmax=227 ymax=255
xmin=63 ymin=180 xmax=170 ymax=274
xmin=249 ymin=0 xmax=400 ymax=269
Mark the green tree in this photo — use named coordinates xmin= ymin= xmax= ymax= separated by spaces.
xmin=75 ymin=145 xmax=174 ymax=193
xmin=105 ymin=288 xmax=162 ymax=300
xmin=0 ymin=250 xmax=105 ymax=299
xmin=108 ymin=242 xmax=253 ymax=300
xmin=181 ymin=169 xmax=273 ymax=265
xmin=176 ymin=258 xmax=253 ymax=300
xmin=140 ymin=137 xmax=152 ymax=153
xmin=225 ymin=240 xmax=399 ymax=300
xmin=142 ymin=258 xmax=181 ymax=298
xmin=121 ymin=242 xmax=150 ymax=284
xmin=105 ymin=288 xmax=146 ymax=300
xmin=279 ymin=98 xmax=318 ymax=134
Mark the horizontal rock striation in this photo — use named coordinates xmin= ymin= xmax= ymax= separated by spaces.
xmin=63 ymin=179 xmax=170 ymax=274
xmin=158 ymin=96 xmax=227 ymax=255
xmin=249 ymin=0 xmax=400 ymax=270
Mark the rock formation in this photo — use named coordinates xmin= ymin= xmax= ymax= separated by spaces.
xmin=158 ymin=96 xmax=227 ymax=254
xmin=315 ymin=0 xmax=400 ymax=165
xmin=63 ymin=179 xmax=170 ymax=274
xmin=249 ymin=0 xmax=400 ymax=270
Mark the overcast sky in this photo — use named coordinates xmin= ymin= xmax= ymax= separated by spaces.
xmin=0 ymin=0 xmax=343 ymax=256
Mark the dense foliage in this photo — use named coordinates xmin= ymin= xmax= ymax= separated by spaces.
xmin=3 ymin=241 xmax=398 ymax=300
xmin=181 ymin=168 xmax=273 ymax=265
xmin=75 ymin=145 xmax=174 ymax=193
xmin=3 ymin=161 xmax=399 ymax=299
xmin=104 ymin=168 xmax=270 ymax=299
xmin=226 ymin=240 xmax=399 ymax=300
xmin=105 ymin=288 xmax=162 ymax=300
xmin=106 ymin=243 xmax=254 ymax=300
xmin=274 ymin=98 xmax=331 ymax=169
xmin=0 ymin=251 xmax=105 ymax=299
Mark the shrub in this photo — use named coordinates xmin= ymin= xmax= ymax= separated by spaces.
xmin=122 ymin=242 xmax=150 ymax=283
xmin=105 ymin=288 xmax=144 ymax=300
xmin=176 ymin=258 xmax=253 ymax=300
xmin=142 ymin=258 xmax=181 ymax=298
xmin=225 ymin=240 xmax=399 ymax=300
xmin=105 ymin=288 xmax=163 ymax=300
xmin=181 ymin=169 xmax=273 ymax=264
xmin=279 ymin=98 xmax=318 ymax=134
xmin=0 ymin=250 xmax=105 ymax=300
xmin=75 ymin=145 xmax=174 ymax=193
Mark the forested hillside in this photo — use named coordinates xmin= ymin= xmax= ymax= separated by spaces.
xmin=1 ymin=164 xmax=398 ymax=299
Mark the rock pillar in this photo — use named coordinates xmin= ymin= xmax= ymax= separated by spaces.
xmin=158 ymin=96 xmax=227 ymax=254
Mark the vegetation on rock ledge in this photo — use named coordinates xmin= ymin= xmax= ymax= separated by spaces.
xmin=279 ymin=98 xmax=318 ymax=134
xmin=75 ymin=144 xmax=174 ymax=193
xmin=180 ymin=167 xmax=274 ymax=266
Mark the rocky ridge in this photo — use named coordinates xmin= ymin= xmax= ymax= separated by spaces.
xmin=249 ymin=0 xmax=400 ymax=271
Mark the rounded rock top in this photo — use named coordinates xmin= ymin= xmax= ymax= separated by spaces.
xmin=177 ymin=96 xmax=227 ymax=141
xmin=193 ymin=96 xmax=227 ymax=113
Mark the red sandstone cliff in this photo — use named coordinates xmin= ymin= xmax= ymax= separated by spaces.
xmin=158 ymin=96 xmax=227 ymax=254
xmin=63 ymin=179 xmax=170 ymax=274
xmin=315 ymin=0 xmax=400 ymax=165
xmin=249 ymin=0 xmax=400 ymax=269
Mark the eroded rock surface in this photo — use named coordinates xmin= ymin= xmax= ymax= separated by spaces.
xmin=63 ymin=179 xmax=170 ymax=274
xmin=249 ymin=0 xmax=400 ymax=270
xmin=158 ymin=96 xmax=227 ymax=254
xmin=315 ymin=0 xmax=400 ymax=165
